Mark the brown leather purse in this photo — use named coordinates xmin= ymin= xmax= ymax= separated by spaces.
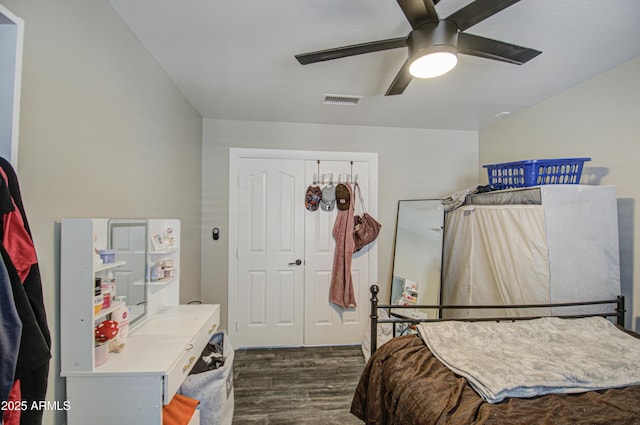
xmin=353 ymin=183 xmax=381 ymax=252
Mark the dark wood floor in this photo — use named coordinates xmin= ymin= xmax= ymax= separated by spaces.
xmin=232 ymin=345 xmax=366 ymax=424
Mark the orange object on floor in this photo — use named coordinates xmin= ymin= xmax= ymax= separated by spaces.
xmin=162 ymin=393 xmax=199 ymax=425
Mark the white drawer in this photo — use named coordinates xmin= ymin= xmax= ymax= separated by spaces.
xmin=165 ymin=345 xmax=197 ymax=400
xmin=191 ymin=318 xmax=219 ymax=358
xmin=164 ymin=309 xmax=219 ymax=401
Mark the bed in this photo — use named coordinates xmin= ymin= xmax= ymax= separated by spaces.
xmin=351 ymin=285 xmax=640 ymax=425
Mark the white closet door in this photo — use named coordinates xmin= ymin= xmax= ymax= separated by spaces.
xmin=303 ymin=159 xmax=372 ymax=345
xmin=229 ymin=149 xmax=378 ymax=348
xmin=235 ymin=158 xmax=306 ymax=347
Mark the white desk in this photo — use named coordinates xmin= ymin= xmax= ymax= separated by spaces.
xmin=64 ymin=304 xmax=220 ymax=425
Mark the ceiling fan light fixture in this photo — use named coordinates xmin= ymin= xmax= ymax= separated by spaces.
xmin=409 ymin=47 xmax=458 ymax=79
xmin=295 ymin=0 xmax=541 ymax=96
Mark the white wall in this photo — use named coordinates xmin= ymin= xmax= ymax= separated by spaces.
xmin=480 ymin=56 xmax=640 ymax=329
xmin=1 ymin=1 xmax=203 ymax=424
xmin=201 ymin=119 xmax=478 ymax=328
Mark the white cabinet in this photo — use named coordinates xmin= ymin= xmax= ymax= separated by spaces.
xmin=60 ymin=218 xmax=220 ymax=425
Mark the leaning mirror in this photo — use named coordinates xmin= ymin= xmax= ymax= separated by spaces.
xmin=390 ymin=200 xmax=445 ymax=319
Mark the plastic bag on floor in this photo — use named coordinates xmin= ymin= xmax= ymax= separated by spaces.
xmin=179 ymin=331 xmax=234 ymax=425
xmin=190 ymin=332 xmax=226 ymax=374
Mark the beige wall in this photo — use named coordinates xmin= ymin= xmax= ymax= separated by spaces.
xmin=2 ymin=1 xmax=203 ymax=423
xmin=480 ymin=56 xmax=640 ymax=329
xmin=200 ymin=119 xmax=479 ymax=330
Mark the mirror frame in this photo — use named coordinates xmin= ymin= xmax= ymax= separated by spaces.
xmin=390 ymin=199 xmax=445 ymax=319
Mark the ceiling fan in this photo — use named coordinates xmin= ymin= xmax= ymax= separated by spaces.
xmin=295 ymin=0 xmax=541 ymax=96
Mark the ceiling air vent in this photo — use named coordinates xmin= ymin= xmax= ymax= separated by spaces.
xmin=322 ymin=94 xmax=362 ymax=106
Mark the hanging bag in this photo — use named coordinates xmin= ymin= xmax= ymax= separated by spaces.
xmin=353 ymin=183 xmax=381 ymax=253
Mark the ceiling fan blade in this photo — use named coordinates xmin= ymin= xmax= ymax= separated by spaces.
xmin=446 ymin=0 xmax=521 ymax=32
xmin=397 ymin=0 xmax=439 ymax=29
xmin=295 ymin=37 xmax=407 ymax=65
xmin=385 ymin=59 xmax=413 ymax=96
xmin=458 ymin=33 xmax=541 ymax=65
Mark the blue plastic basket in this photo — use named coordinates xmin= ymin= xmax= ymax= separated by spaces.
xmin=483 ymin=158 xmax=591 ymax=189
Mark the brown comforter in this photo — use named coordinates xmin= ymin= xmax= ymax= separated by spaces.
xmin=351 ymin=334 xmax=640 ymax=425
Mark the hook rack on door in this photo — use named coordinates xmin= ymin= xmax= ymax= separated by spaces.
xmin=312 ymin=160 xmax=359 ymax=185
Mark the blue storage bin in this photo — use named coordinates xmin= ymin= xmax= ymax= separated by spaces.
xmin=483 ymin=158 xmax=591 ymax=189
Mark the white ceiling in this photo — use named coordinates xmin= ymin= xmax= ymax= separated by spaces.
xmin=107 ymin=0 xmax=640 ymax=131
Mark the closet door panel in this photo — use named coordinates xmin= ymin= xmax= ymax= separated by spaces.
xmin=236 ymin=158 xmax=305 ymax=347
xmin=304 ymin=159 xmax=371 ymax=345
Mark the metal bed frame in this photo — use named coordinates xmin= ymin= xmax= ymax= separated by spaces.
xmin=369 ymin=284 xmax=626 ymax=355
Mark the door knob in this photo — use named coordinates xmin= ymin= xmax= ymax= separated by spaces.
xmin=288 ymin=259 xmax=302 ymax=266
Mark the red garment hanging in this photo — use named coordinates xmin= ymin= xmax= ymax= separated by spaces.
xmin=0 ymin=168 xmax=37 ymax=283
xmin=2 ymin=380 xmax=21 ymax=425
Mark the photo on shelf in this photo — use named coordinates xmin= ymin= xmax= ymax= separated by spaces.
xmin=151 ymin=234 xmax=166 ymax=251
xmin=164 ymin=227 xmax=176 ymax=247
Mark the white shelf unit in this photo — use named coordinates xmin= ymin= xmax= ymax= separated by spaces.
xmin=60 ymin=218 xmax=219 ymax=425
xmin=146 ymin=219 xmax=181 ymax=313
xmin=94 ymin=260 xmax=126 ymax=273
xmin=94 ymin=300 xmax=126 ymax=322
xmin=134 ymin=249 xmax=179 ymax=286
xmin=60 ymin=218 xmax=117 ymax=374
